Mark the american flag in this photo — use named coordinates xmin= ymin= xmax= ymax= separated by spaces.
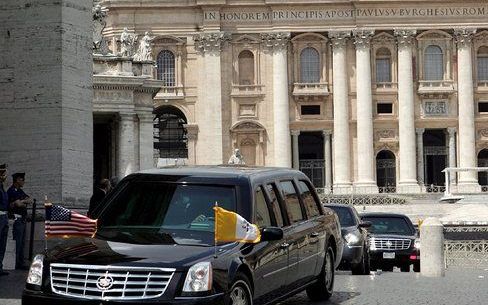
xmin=45 ymin=205 xmax=97 ymax=238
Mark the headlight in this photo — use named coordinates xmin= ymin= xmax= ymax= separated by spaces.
xmin=344 ymin=233 xmax=360 ymax=245
xmin=414 ymin=239 xmax=420 ymax=249
xmin=182 ymin=262 xmax=212 ymax=292
xmin=27 ymin=254 xmax=44 ymax=286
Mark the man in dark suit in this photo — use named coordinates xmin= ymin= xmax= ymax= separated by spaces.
xmin=0 ymin=164 xmax=9 ymax=276
xmin=88 ymin=178 xmax=112 ymax=218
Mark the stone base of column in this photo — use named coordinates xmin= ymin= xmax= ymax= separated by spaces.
xmin=456 ymin=182 xmax=481 ymax=193
xmin=397 ymin=182 xmax=422 ymax=194
xmin=333 ymin=183 xmax=353 ymax=194
xmin=353 ymin=183 xmax=378 ymax=194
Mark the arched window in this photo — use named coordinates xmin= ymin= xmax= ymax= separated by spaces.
xmin=424 ymin=45 xmax=444 ymax=81
xmin=238 ymin=50 xmax=255 ymax=85
xmin=477 ymin=46 xmax=488 ymax=81
xmin=375 ymin=48 xmax=392 ymax=83
xmin=300 ymin=47 xmax=320 ymax=83
xmin=157 ymin=50 xmax=175 ymax=86
xmin=154 ymin=106 xmax=187 ymax=158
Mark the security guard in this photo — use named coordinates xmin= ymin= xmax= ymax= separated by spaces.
xmin=0 ymin=164 xmax=9 ymax=276
xmin=8 ymin=172 xmax=33 ymax=270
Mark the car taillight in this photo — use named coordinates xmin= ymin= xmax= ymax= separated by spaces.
xmin=410 ymin=254 xmax=419 ymax=260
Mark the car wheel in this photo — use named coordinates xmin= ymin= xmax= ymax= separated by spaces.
xmin=413 ymin=262 xmax=420 ymax=273
xmin=400 ymin=264 xmax=410 ymax=272
xmin=226 ymin=274 xmax=253 ymax=305
xmin=306 ymin=245 xmax=334 ymax=301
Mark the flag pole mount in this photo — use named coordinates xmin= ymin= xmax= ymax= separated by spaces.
xmin=214 ymin=201 xmax=218 ymax=259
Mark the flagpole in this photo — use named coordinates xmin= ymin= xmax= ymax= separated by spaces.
xmin=214 ymin=201 xmax=218 ymax=259
xmin=44 ymin=195 xmax=49 ymax=252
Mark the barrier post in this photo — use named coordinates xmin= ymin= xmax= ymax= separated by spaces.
xmin=420 ymin=217 xmax=445 ymax=277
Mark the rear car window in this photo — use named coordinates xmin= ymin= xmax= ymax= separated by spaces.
xmin=255 ymin=187 xmax=271 ymax=228
xmin=266 ymin=184 xmax=284 ymax=227
xmin=280 ymin=181 xmax=304 ymax=223
xmin=327 ymin=206 xmax=356 ymax=227
xmin=362 ymin=216 xmax=414 ymax=235
xmin=297 ymin=180 xmax=320 ymax=218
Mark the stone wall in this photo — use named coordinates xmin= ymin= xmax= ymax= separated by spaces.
xmin=0 ymin=0 xmax=93 ymax=207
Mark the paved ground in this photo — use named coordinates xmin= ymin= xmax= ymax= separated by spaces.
xmin=1 ymin=268 xmax=487 ymax=305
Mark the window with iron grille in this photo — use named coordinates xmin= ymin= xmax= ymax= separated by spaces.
xmin=477 ymin=46 xmax=488 ymax=81
xmin=157 ymin=50 xmax=176 ymax=86
xmin=424 ymin=45 xmax=444 ymax=81
xmin=300 ymin=47 xmax=320 ymax=83
xmin=154 ymin=107 xmax=188 ymax=158
xmin=375 ymin=48 xmax=392 ymax=83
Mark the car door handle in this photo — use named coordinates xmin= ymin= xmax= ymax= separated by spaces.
xmin=310 ymin=232 xmax=319 ymax=238
xmin=280 ymin=242 xmax=290 ymax=249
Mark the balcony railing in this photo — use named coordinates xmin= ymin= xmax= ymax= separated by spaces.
xmin=154 ymin=85 xmax=185 ymax=100
xmin=477 ymin=81 xmax=488 ymax=91
xmin=231 ymin=84 xmax=264 ymax=97
xmin=375 ymin=82 xmax=397 ymax=90
xmin=418 ymin=80 xmax=455 ymax=94
xmin=293 ymin=83 xmax=329 ymax=96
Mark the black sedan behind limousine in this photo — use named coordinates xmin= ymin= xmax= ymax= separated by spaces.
xmin=23 ymin=166 xmax=343 ymax=305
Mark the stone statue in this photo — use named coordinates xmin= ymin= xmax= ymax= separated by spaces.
xmin=228 ymin=149 xmax=245 ymax=165
xmin=119 ymin=27 xmax=138 ymax=57
xmin=134 ymin=32 xmax=154 ymax=61
xmin=92 ymin=2 xmax=109 ymax=54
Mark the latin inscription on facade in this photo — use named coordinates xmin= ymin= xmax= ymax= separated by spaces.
xmin=423 ymin=100 xmax=448 ymax=116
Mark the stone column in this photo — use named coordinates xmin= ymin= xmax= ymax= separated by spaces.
xmin=395 ymin=29 xmax=419 ymax=193
xmin=262 ymin=33 xmax=292 ymax=167
xmin=117 ymin=112 xmax=136 ymax=179
xmin=354 ymin=29 xmax=377 ymax=193
xmin=185 ymin=124 xmax=199 ymax=165
xmin=448 ymin=127 xmax=457 ymax=185
xmin=137 ymin=112 xmax=154 ymax=171
xmin=194 ymin=32 xmax=229 ymax=165
xmin=329 ymin=30 xmax=352 ymax=193
xmin=291 ymin=130 xmax=300 ymax=169
xmin=455 ymin=28 xmax=479 ymax=190
xmin=323 ymin=130 xmax=333 ymax=192
xmin=416 ymin=128 xmax=425 ymax=186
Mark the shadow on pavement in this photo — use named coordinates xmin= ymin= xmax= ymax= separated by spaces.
xmin=0 ymin=270 xmax=28 ymax=300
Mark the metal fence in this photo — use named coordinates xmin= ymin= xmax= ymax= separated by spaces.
xmin=320 ymin=194 xmax=407 ymax=205
xmin=444 ymin=240 xmax=488 ymax=268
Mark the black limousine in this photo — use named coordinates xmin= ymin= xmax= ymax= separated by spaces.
xmin=23 ymin=166 xmax=343 ymax=305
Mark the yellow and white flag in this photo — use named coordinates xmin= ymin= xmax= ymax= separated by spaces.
xmin=214 ymin=206 xmax=261 ymax=243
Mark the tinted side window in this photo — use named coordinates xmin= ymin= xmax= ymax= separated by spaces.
xmin=266 ymin=184 xmax=284 ymax=227
xmin=255 ymin=187 xmax=271 ymax=228
xmin=298 ymin=180 xmax=320 ymax=218
xmin=280 ymin=181 xmax=304 ymax=223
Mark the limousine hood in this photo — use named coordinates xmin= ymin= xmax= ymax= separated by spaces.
xmin=46 ymin=233 xmax=235 ymax=270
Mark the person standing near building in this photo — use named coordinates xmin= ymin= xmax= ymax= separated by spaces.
xmin=0 ymin=164 xmax=10 ymax=276
xmin=87 ymin=178 xmax=112 ymax=218
xmin=8 ymin=172 xmax=33 ymax=270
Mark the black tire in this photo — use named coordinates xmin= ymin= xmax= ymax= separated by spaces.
xmin=351 ymin=246 xmax=370 ymax=275
xmin=306 ymin=245 xmax=335 ymax=301
xmin=400 ymin=264 xmax=410 ymax=272
xmin=413 ymin=262 xmax=420 ymax=273
xmin=225 ymin=274 xmax=253 ymax=305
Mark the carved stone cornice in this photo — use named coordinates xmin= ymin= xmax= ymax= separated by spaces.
xmin=353 ymin=29 xmax=374 ymax=49
xmin=394 ymin=29 xmax=417 ymax=47
xmin=194 ymin=32 xmax=230 ymax=54
xmin=328 ymin=30 xmax=351 ymax=48
xmin=260 ymin=32 xmax=290 ymax=51
xmin=454 ymin=28 xmax=477 ymax=48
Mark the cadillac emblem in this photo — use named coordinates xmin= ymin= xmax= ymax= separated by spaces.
xmin=96 ymin=275 xmax=114 ymax=291
xmin=385 ymin=241 xmax=393 ymax=248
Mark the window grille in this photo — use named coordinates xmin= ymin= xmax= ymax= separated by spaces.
xmin=157 ymin=50 xmax=176 ymax=86
xmin=477 ymin=47 xmax=488 ymax=81
xmin=424 ymin=45 xmax=444 ymax=81
xmin=153 ymin=108 xmax=187 ymax=158
xmin=300 ymin=47 xmax=320 ymax=83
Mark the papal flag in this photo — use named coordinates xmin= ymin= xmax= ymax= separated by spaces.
xmin=214 ymin=206 xmax=261 ymax=243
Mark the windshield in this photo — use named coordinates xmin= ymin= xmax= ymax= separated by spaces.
xmin=362 ymin=216 xmax=414 ymax=235
xmin=327 ymin=206 xmax=357 ymax=227
xmin=97 ymin=181 xmax=237 ymax=246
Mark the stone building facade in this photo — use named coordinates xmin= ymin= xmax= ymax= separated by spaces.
xmin=95 ymin=0 xmax=488 ymax=194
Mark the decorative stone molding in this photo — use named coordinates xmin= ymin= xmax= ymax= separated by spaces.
xmin=416 ymin=128 xmax=425 ymax=135
xmin=260 ymin=32 xmax=290 ymax=51
xmin=372 ymin=32 xmax=396 ymax=45
xmin=119 ymin=28 xmax=138 ymax=57
xmin=454 ymin=28 xmax=477 ymax=48
xmin=328 ymin=30 xmax=351 ymax=48
xmin=291 ymin=130 xmax=301 ymax=136
xmin=353 ymin=29 xmax=374 ymax=49
xmin=394 ymin=29 xmax=417 ymax=46
xmin=194 ymin=32 xmax=231 ymax=54
xmin=375 ymin=129 xmax=397 ymax=141
xmin=448 ymin=127 xmax=457 ymax=136
xmin=478 ymin=128 xmax=488 ymax=141
xmin=421 ymin=100 xmax=449 ymax=116
xmin=322 ymin=130 xmax=332 ymax=137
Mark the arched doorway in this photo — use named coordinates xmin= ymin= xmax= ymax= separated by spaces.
xmin=154 ymin=106 xmax=188 ymax=165
xmin=478 ymin=149 xmax=488 ymax=188
xmin=376 ymin=150 xmax=396 ymax=193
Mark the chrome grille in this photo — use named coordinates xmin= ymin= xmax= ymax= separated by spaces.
xmin=371 ymin=237 xmax=411 ymax=250
xmin=50 ymin=264 xmax=175 ymax=300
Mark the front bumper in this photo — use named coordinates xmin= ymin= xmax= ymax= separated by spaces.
xmin=369 ymin=249 xmax=420 ymax=267
xmin=340 ymin=245 xmax=363 ymax=267
xmin=22 ymin=290 xmax=225 ymax=305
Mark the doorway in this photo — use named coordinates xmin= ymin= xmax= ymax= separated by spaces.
xmin=423 ymin=129 xmax=447 ymax=188
xmin=478 ymin=149 xmax=488 ymax=188
xmin=298 ymin=132 xmax=324 ymax=188
xmin=93 ymin=115 xmax=115 ymax=189
xmin=376 ymin=150 xmax=396 ymax=193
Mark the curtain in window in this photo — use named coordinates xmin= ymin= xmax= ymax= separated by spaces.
xmin=157 ymin=50 xmax=176 ymax=86
xmin=477 ymin=47 xmax=488 ymax=81
xmin=300 ymin=47 xmax=320 ymax=83
xmin=424 ymin=45 xmax=444 ymax=81
xmin=376 ymin=58 xmax=391 ymax=83
xmin=238 ymin=50 xmax=255 ymax=85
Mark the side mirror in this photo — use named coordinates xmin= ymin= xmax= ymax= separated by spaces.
xmin=260 ymin=227 xmax=284 ymax=241
xmin=359 ymin=221 xmax=372 ymax=228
